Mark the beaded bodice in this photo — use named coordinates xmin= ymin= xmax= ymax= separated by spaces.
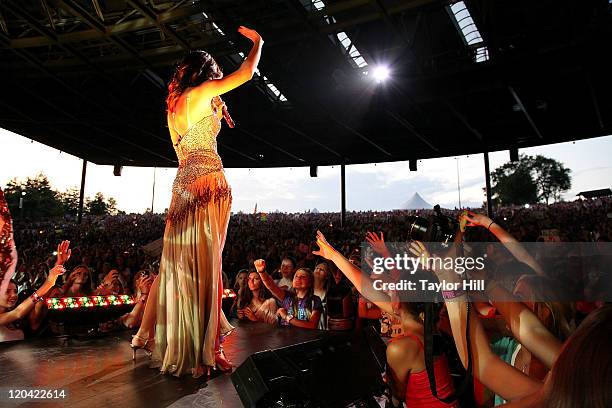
xmin=166 ymin=96 xmax=231 ymax=225
xmin=170 ymin=97 xmax=225 ymax=196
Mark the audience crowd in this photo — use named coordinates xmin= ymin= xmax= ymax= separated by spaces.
xmin=1 ymin=196 xmax=611 ymax=407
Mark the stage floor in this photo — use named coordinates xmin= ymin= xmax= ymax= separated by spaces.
xmin=0 ymin=320 xmax=324 ymax=408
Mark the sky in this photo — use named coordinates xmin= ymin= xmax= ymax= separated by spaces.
xmin=1 ymin=128 xmax=611 ymax=214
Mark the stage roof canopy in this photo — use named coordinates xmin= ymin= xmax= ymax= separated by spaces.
xmin=1 ymin=0 xmax=611 ymax=168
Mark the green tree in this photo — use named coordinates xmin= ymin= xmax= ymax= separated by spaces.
xmin=87 ymin=192 xmax=108 ymax=215
xmin=530 ymin=155 xmax=572 ymax=204
xmin=490 ymin=154 xmax=571 ymax=206
xmin=4 ymin=175 xmax=121 ymax=219
xmin=491 ymin=159 xmax=538 ymax=206
xmin=107 ymin=197 xmax=118 ymax=216
xmin=60 ymin=187 xmax=81 ymax=216
xmin=3 ymin=174 xmax=62 ymax=219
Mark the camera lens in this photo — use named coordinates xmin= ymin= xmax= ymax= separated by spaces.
xmin=407 ymin=216 xmax=430 ymax=241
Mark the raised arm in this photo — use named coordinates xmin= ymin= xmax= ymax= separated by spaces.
xmin=313 ymin=230 xmax=394 ymax=314
xmin=486 ymin=282 xmax=562 ymax=369
xmin=254 ymin=259 xmax=286 ymax=301
xmin=445 ymin=297 xmax=542 ymax=401
xmin=462 ymin=211 xmax=545 ymax=276
xmin=0 ymin=264 xmax=66 ymax=326
xmin=190 ymin=26 xmax=263 ymax=101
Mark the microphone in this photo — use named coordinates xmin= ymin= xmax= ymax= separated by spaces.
xmin=222 ymin=103 xmax=235 ymax=128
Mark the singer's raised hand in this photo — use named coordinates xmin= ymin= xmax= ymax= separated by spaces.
xmin=238 ymin=26 xmax=263 ymax=43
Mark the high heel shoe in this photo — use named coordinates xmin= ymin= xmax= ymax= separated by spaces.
xmin=214 ymin=348 xmax=233 ymax=373
xmin=130 ymin=334 xmax=154 ymax=360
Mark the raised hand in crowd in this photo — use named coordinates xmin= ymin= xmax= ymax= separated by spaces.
xmin=1 ymin=247 xmax=68 ymax=327
xmin=96 ymin=269 xmax=122 ymax=295
xmin=365 ymin=231 xmax=391 ymax=258
xmin=460 ymin=211 xmax=544 ymax=276
xmin=54 ymin=240 xmax=71 ymax=267
xmin=101 ymin=269 xmax=120 ymax=288
xmin=254 ymin=258 xmax=266 ymax=273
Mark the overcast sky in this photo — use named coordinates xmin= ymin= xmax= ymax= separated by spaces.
xmin=1 ymin=128 xmax=611 ymax=214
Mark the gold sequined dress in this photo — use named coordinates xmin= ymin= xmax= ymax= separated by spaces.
xmin=151 ymin=96 xmax=234 ymax=377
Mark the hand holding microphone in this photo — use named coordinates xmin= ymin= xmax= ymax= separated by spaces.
xmin=213 ymin=96 xmax=235 ymax=128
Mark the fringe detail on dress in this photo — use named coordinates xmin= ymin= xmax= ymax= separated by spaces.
xmin=166 ymin=171 xmax=232 ymax=226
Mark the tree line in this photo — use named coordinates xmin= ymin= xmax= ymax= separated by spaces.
xmin=3 ymin=173 xmax=119 ymax=220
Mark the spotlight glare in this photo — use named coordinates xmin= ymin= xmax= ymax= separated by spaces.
xmin=372 ymin=66 xmax=390 ymax=82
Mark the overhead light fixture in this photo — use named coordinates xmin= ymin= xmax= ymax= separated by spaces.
xmin=372 ymin=65 xmax=390 ymax=83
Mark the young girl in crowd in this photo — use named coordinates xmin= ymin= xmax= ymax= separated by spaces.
xmin=237 ymin=271 xmax=277 ymax=325
xmin=62 ymin=265 xmax=94 ymax=297
xmin=255 ymin=259 xmax=322 ymax=329
xmin=229 ymin=269 xmax=249 ymax=318
xmin=233 ymin=269 xmax=248 ymax=294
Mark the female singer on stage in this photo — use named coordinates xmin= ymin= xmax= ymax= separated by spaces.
xmin=130 ymin=26 xmax=263 ymax=378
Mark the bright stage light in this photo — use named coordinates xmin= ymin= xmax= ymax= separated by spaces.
xmin=372 ymin=66 xmax=390 ymax=82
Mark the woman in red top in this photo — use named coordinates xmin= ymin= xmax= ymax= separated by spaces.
xmin=312 ymin=231 xmax=458 ymax=408
xmin=386 ymin=304 xmax=458 ymax=407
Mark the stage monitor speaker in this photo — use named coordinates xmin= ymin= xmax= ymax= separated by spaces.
xmin=231 ymin=327 xmax=386 ymax=408
xmin=510 ymin=148 xmax=519 ymax=162
xmin=113 ymin=165 xmax=123 ymax=176
xmin=409 ymin=159 xmax=417 ymax=171
xmin=310 ymin=166 xmax=318 ymax=177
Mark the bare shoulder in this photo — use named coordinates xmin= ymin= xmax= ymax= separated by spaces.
xmin=167 ymin=88 xmax=214 ymax=133
xmin=186 ymin=83 xmax=215 ymax=112
xmin=386 ymin=336 xmax=421 ymax=363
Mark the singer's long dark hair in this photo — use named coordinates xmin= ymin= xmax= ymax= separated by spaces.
xmin=166 ymin=50 xmax=223 ymax=113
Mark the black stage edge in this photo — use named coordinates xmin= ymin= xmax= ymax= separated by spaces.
xmin=0 ymin=320 xmax=325 ymax=408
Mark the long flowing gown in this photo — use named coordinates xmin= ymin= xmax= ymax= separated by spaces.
xmin=151 ymin=96 xmax=234 ymax=377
